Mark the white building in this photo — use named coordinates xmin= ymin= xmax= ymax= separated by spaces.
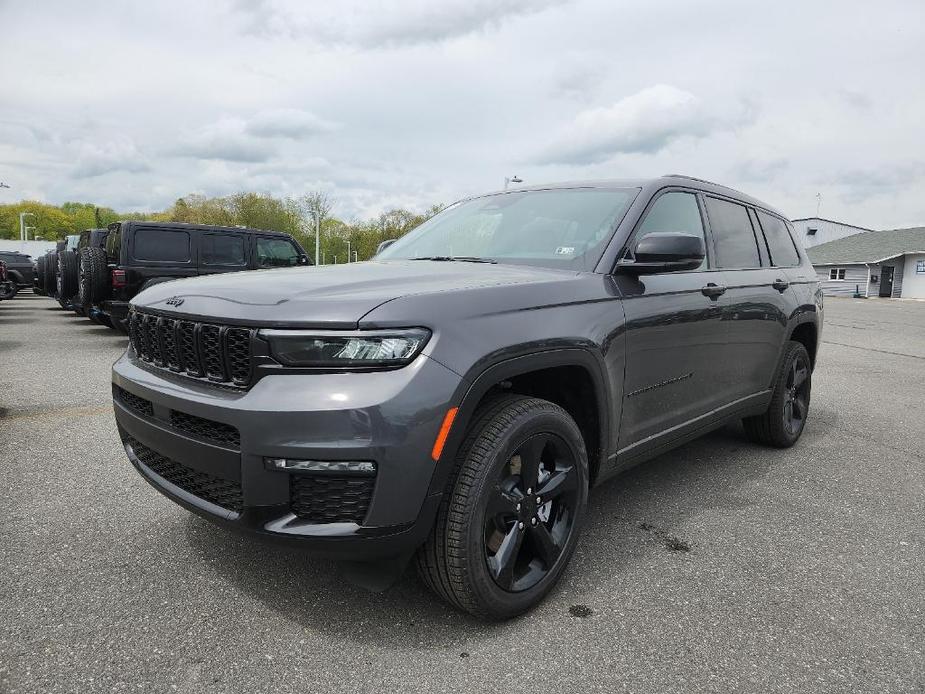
xmin=0 ymin=240 xmax=57 ymax=257
xmin=807 ymin=227 xmax=925 ymax=299
xmin=790 ymin=217 xmax=873 ymax=248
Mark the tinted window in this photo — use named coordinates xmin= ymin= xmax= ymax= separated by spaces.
xmin=133 ymin=229 xmax=190 ymax=262
xmin=256 ymin=238 xmax=299 ymax=267
xmin=756 ymin=211 xmax=800 ymax=266
xmin=202 ymin=233 xmax=246 ymax=266
xmin=635 ymin=191 xmax=707 ymax=269
xmin=106 ymin=226 xmax=122 ymax=262
xmin=705 ymin=197 xmax=761 ymax=268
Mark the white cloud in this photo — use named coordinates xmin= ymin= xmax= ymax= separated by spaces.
xmin=72 ymin=137 xmax=150 ymax=178
xmin=245 ymin=109 xmax=338 ymax=139
xmin=535 ymin=85 xmax=730 ymax=165
xmin=172 ymin=118 xmax=274 ymax=163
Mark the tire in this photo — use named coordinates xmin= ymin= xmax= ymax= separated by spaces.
xmin=0 ymin=282 xmax=16 ymax=300
xmin=80 ymin=246 xmax=110 ymax=304
xmin=743 ymin=341 xmax=812 ymax=448
xmin=58 ymin=250 xmax=79 ymax=300
xmin=33 ymin=257 xmax=46 ymax=295
xmin=43 ymin=253 xmax=58 ymax=295
xmin=416 ymin=395 xmax=589 ymax=619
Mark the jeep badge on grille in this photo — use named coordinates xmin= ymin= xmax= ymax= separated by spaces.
xmin=165 ymin=296 xmax=185 ymax=307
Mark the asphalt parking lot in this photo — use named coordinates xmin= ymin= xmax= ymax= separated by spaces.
xmin=1 ymin=292 xmax=923 ymax=693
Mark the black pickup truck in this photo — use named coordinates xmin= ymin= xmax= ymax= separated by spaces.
xmin=99 ymin=222 xmax=310 ymax=332
xmin=0 ymin=251 xmax=35 ymax=291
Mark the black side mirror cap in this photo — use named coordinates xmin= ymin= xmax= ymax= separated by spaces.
xmin=616 ymin=232 xmax=705 ymax=275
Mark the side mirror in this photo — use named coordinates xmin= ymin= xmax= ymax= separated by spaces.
xmin=299 ymin=254 xmax=311 ymax=265
xmin=376 ymin=239 xmax=397 ymax=255
xmin=617 ymin=232 xmax=705 ymax=275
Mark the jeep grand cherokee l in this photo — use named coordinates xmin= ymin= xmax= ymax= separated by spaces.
xmin=112 ymin=175 xmax=822 ymax=619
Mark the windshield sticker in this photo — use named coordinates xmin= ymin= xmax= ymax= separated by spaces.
xmin=555 ymin=246 xmax=575 ymax=255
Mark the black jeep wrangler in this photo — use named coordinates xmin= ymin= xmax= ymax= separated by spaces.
xmin=99 ymin=221 xmax=310 ymax=332
xmin=0 ymin=251 xmax=34 ymax=293
xmin=112 ymin=176 xmax=823 ymax=619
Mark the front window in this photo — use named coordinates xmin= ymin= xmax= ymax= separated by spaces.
xmin=829 ymin=268 xmax=846 ymax=280
xmin=257 ymin=238 xmax=300 ymax=267
xmin=376 ymin=188 xmax=638 ymax=271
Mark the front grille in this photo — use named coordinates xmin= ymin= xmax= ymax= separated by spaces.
xmin=290 ymin=475 xmax=375 ymax=524
xmin=129 ymin=310 xmax=253 ymax=388
xmin=170 ymin=410 xmax=240 ymax=449
xmin=114 ymin=385 xmax=153 ymax=418
xmin=127 ymin=436 xmax=243 ymax=513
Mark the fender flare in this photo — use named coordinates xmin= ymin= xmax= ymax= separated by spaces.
xmin=425 ymin=346 xmax=612 ymax=497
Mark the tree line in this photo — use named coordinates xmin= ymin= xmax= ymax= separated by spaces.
xmin=0 ymin=193 xmax=443 ymax=262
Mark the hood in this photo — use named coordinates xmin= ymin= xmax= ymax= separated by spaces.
xmin=131 ymin=260 xmax=582 ymax=328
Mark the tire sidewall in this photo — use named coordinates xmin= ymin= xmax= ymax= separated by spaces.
xmin=775 ymin=342 xmax=812 ymax=445
xmin=459 ymin=403 xmax=589 ymax=617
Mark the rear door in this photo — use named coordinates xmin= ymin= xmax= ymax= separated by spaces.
xmin=199 ymin=231 xmax=249 ymax=277
xmin=703 ymin=196 xmax=792 ymax=403
xmin=615 ymin=188 xmax=730 ymax=450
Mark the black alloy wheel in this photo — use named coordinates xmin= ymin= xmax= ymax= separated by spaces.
xmin=483 ymin=432 xmax=580 ymax=592
xmin=742 ymin=340 xmax=812 ymax=448
xmin=783 ymin=352 xmax=810 ymax=436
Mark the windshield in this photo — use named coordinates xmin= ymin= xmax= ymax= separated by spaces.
xmin=377 ymin=187 xmax=638 ymax=271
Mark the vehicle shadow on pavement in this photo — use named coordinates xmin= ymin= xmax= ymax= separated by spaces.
xmin=181 ymin=420 xmax=784 ymax=640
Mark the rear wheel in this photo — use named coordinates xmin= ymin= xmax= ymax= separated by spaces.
xmin=416 ymin=395 xmax=589 ymax=619
xmin=743 ymin=341 xmax=812 ymax=447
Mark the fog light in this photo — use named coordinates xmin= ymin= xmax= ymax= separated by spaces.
xmin=265 ymin=458 xmax=376 ymax=475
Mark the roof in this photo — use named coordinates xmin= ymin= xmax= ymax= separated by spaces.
xmin=807 ymin=226 xmax=925 ymax=265
xmin=110 ymin=220 xmax=291 ymax=236
xmin=481 ymin=175 xmax=787 ymax=219
xmin=791 ymin=216 xmax=874 ymax=232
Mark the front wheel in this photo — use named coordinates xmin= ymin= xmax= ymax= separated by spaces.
xmin=743 ymin=341 xmax=812 ymax=447
xmin=416 ymin=395 xmax=589 ymax=619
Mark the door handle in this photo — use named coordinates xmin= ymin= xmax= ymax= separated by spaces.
xmin=701 ymin=283 xmax=726 ymax=298
xmin=772 ymin=278 xmax=789 ymax=292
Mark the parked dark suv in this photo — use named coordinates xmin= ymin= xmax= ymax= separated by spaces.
xmin=100 ymin=221 xmax=310 ymax=331
xmin=0 ymin=251 xmax=34 ymax=291
xmin=111 ymin=176 xmax=822 ymax=618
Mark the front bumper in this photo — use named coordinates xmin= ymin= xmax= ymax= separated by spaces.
xmin=112 ymin=349 xmax=463 ymax=559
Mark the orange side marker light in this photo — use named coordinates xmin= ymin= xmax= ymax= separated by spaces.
xmin=431 ymin=407 xmax=459 ymax=461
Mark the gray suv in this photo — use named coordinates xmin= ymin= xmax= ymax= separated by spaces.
xmin=112 ymin=175 xmax=823 ymax=619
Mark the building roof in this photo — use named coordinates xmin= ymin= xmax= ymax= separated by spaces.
xmin=808 ymin=226 xmax=925 ymax=265
xmin=791 ymin=216 xmax=874 ymax=232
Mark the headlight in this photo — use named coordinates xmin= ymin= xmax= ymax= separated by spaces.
xmin=259 ymin=328 xmax=430 ymax=368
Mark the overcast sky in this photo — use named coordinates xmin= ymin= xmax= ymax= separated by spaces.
xmin=1 ymin=0 xmax=923 ymax=228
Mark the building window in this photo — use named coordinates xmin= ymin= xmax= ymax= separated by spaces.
xmin=829 ymin=268 xmax=846 ymax=280
xmin=917 ymin=260 xmax=925 ymax=275
xmin=807 ymin=227 xmax=818 ymax=236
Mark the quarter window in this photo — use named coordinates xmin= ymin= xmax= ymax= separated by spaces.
xmin=704 ymin=197 xmax=761 ymax=269
xmin=133 ymin=229 xmax=190 ymax=262
xmin=634 ymin=192 xmax=707 ymax=269
xmin=256 ymin=238 xmax=300 ymax=267
xmin=829 ymin=268 xmax=846 ymax=280
xmin=202 ymin=233 xmax=246 ymax=266
xmin=756 ymin=211 xmax=800 ymax=267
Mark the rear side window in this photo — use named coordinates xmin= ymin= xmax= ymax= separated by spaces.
xmin=756 ymin=211 xmax=800 ymax=267
xmin=133 ymin=229 xmax=190 ymax=262
xmin=705 ymin=197 xmax=761 ymax=269
xmin=635 ymin=191 xmax=707 ymax=269
xmin=256 ymin=237 xmax=300 ymax=267
xmin=106 ymin=226 xmax=122 ymax=262
xmin=202 ymin=233 xmax=246 ymax=266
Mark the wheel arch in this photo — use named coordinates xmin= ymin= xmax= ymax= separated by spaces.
xmin=427 ymin=347 xmax=611 ymax=497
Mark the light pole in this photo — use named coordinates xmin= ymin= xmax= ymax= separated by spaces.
xmin=19 ymin=212 xmax=35 ymax=241
xmin=503 ymin=175 xmax=522 ymax=191
xmin=346 ymin=240 xmax=351 ymax=263
xmin=25 ymin=226 xmax=36 ymax=240
xmin=314 ymin=213 xmax=321 ymax=266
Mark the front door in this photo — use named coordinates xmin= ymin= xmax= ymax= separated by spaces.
xmin=615 ymin=189 xmax=729 ymax=451
xmin=879 ymin=266 xmax=894 ymax=297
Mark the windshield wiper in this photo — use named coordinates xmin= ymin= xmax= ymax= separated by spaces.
xmin=409 ymin=256 xmax=497 ymax=264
